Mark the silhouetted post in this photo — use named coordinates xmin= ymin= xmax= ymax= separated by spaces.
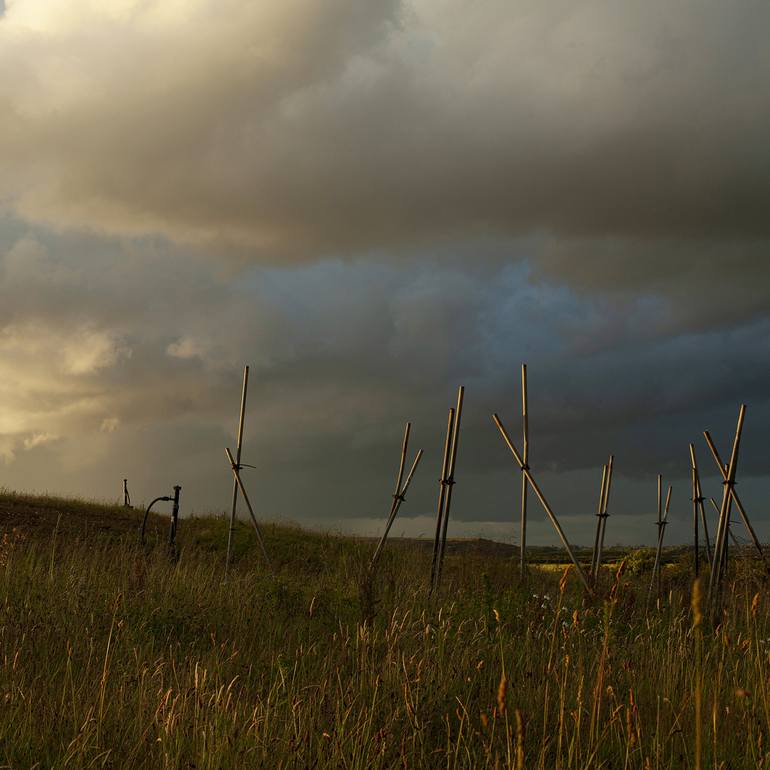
xmin=123 ymin=479 xmax=131 ymax=508
xmin=226 ymin=365 xmax=249 ymax=575
xmin=520 ymin=364 xmax=529 ymax=576
xmin=492 ymin=413 xmax=592 ymax=593
xmin=169 ymin=485 xmax=181 ymax=555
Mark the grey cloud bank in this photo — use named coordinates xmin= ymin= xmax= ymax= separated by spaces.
xmin=0 ymin=1 xmax=769 ymax=546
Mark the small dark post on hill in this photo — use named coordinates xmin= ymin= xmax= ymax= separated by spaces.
xmin=492 ymin=412 xmax=592 ymax=593
xmin=169 ymin=485 xmax=181 ymax=556
xmin=140 ymin=486 xmax=181 ymax=555
xmin=123 ymin=478 xmax=131 ymax=508
xmin=430 ymin=385 xmax=464 ymax=594
xmin=370 ymin=422 xmax=424 ymax=572
xmin=520 ymin=363 xmax=529 ymax=576
xmin=225 ymin=447 xmax=272 ymax=572
xmin=226 ymin=365 xmax=250 ymax=575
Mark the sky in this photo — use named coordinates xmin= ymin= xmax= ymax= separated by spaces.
xmin=1 ymin=0 xmax=769 ymax=547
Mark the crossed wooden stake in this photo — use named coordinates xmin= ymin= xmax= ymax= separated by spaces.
xmin=590 ymin=455 xmax=614 ymax=585
xmin=370 ymin=422 xmax=424 ymax=572
xmin=430 ymin=386 xmax=464 ymax=594
xmin=707 ymin=405 xmax=747 ymax=609
xmin=649 ymin=476 xmax=672 ymax=598
xmin=225 ymin=447 xmax=272 ymax=573
xmin=492 ymin=412 xmax=592 ymax=593
xmin=689 ymin=445 xmax=713 ymax=577
xmin=703 ymin=420 xmax=762 ymax=558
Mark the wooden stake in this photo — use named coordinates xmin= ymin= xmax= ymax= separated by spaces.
xmin=371 ymin=423 xmax=423 ymax=570
xmin=520 ymin=363 xmax=529 ymax=576
xmin=708 ymin=405 xmax=746 ymax=608
xmin=595 ymin=455 xmax=614 ymax=583
xmin=590 ymin=464 xmax=608 ymax=579
xmin=435 ymin=386 xmax=465 ymax=591
xmin=492 ymin=413 xmax=592 ymax=593
xmin=690 ymin=445 xmax=700 ymax=577
xmin=369 ymin=453 xmax=424 ymax=571
xmin=689 ymin=444 xmax=713 ymax=573
xmin=650 ymin=480 xmax=671 ymax=599
xmin=703 ymin=429 xmax=762 ymax=556
xmin=225 ymin=447 xmax=272 ymax=572
xmin=226 ymin=365 xmax=250 ymax=574
xmin=430 ymin=408 xmax=455 ymax=591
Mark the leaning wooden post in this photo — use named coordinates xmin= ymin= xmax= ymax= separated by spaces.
xmin=707 ymin=405 xmax=746 ymax=608
xmin=590 ymin=464 xmax=608 ymax=579
xmin=703 ymin=428 xmax=762 ymax=557
xmin=435 ymin=386 xmax=465 ymax=591
xmin=595 ymin=454 xmax=614 ymax=583
xmin=371 ymin=449 xmax=424 ymax=572
xmin=225 ymin=447 xmax=272 ymax=572
xmin=430 ymin=408 xmax=455 ymax=591
xmin=371 ymin=423 xmax=424 ymax=571
xmin=520 ymin=364 xmax=529 ymax=576
xmin=225 ymin=365 xmax=250 ymax=574
xmin=492 ymin=413 xmax=592 ymax=593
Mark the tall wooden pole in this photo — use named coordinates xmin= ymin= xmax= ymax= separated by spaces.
xmin=430 ymin=408 xmax=455 ymax=591
xmin=595 ymin=454 xmax=614 ymax=583
xmin=520 ymin=364 xmax=529 ymax=576
xmin=435 ymin=386 xmax=465 ymax=591
xmin=650 ymin=480 xmax=671 ymax=599
xmin=225 ymin=365 xmax=249 ymax=574
xmin=689 ymin=445 xmax=700 ymax=577
xmin=590 ymin=465 xmax=608 ymax=579
xmin=492 ymin=413 xmax=592 ymax=593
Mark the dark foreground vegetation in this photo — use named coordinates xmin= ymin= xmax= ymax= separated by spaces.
xmin=1 ymin=490 xmax=768 ymax=768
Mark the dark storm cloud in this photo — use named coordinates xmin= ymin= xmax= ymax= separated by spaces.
xmin=4 ymin=219 xmax=770 ymax=547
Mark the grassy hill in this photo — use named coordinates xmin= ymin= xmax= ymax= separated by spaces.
xmin=0 ymin=489 xmax=768 ymax=768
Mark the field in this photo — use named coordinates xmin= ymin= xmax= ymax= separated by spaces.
xmin=0 ymin=490 xmax=768 ymax=768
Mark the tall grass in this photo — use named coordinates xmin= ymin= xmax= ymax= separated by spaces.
xmin=0 ymin=512 xmax=769 ymax=767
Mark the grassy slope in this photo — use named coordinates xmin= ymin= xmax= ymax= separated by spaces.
xmin=0 ymin=490 xmax=768 ymax=768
